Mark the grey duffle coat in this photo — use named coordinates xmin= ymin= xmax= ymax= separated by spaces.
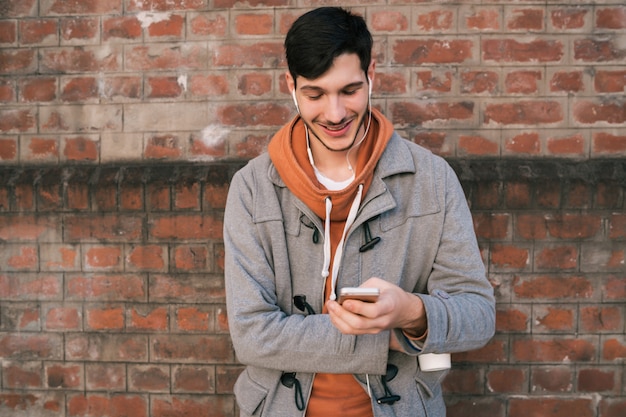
xmin=224 ymin=131 xmax=496 ymax=417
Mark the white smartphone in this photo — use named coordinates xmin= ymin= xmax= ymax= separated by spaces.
xmin=338 ymin=287 xmax=380 ymax=304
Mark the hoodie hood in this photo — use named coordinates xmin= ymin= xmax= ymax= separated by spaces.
xmin=268 ymin=107 xmax=393 ymax=222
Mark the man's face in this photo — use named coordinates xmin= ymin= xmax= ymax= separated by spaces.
xmin=287 ymin=53 xmax=375 ymax=155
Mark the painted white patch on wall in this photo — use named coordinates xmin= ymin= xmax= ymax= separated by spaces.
xmin=136 ymin=11 xmax=172 ymax=29
xmin=177 ymin=74 xmax=188 ymax=92
xmin=200 ymin=124 xmax=230 ymax=148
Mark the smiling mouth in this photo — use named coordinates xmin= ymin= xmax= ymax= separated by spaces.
xmin=319 ymin=119 xmax=353 ymax=135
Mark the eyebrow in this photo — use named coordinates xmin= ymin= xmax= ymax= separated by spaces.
xmin=299 ymin=81 xmax=365 ymax=94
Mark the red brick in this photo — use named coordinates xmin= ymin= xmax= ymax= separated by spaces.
xmin=534 ymin=306 xmax=575 ymax=332
xmin=578 ymin=368 xmax=617 ymax=392
xmin=512 ymin=338 xmax=595 ymax=362
xmin=60 ymin=17 xmax=99 ymax=42
xmin=510 ymin=398 xmax=593 ymax=417
xmin=46 ymin=363 xmax=82 ymax=389
xmin=393 ymin=39 xmax=473 ymax=64
xmin=547 ymin=133 xmax=585 ymax=156
xmin=593 ymin=132 xmax=626 ymax=154
xmin=495 ymin=306 xmax=529 ymax=332
xmin=26 ymin=137 xmax=59 ymax=161
xmin=173 ymin=366 xmax=214 ymax=392
xmin=61 ymin=77 xmax=98 ymax=102
xmin=551 ymin=8 xmax=588 ymax=30
xmin=20 ymin=78 xmax=57 ymax=102
xmin=447 ymin=398 xmax=505 ymax=417
xmin=189 ymin=12 xmax=228 ymax=37
xmin=129 ymin=365 xmax=169 ymax=392
xmin=371 ymin=11 xmax=409 ymax=32
xmin=507 ymin=9 xmax=543 ymax=31
xmin=147 ymin=76 xmax=182 ymax=98
xmin=218 ymin=103 xmax=292 ymax=127
xmin=86 ymin=363 xmax=126 ymax=391
xmin=189 ymin=74 xmax=229 ymax=96
xmin=1 ymin=304 xmax=40 ymax=330
xmin=44 ymin=0 xmax=122 ymax=14
xmin=491 ymin=244 xmax=529 ymax=270
xmin=65 ymin=215 xmax=143 ymax=241
xmin=413 ymin=132 xmax=450 ymax=156
xmin=190 ymin=134 xmax=227 ymax=159
xmin=0 ymin=137 xmax=17 ymax=160
xmin=547 ymin=213 xmax=602 ymax=239
xmin=580 ymin=306 xmax=623 ymax=332
xmin=173 ymin=245 xmax=208 ymax=271
xmin=514 ymin=275 xmax=593 ymax=300
xmin=574 ymin=39 xmax=623 ymax=62
xmin=603 ymin=338 xmax=626 ymax=361
xmin=216 ymin=365 xmax=241 ymax=393
xmin=442 ymin=368 xmax=482 ymax=394
xmin=0 ymin=80 xmax=15 ymax=101
xmin=594 ymin=70 xmax=626 ymax=93
xmin=417 ymin=10 xmax=455 ymax=32
xmin=130 ymin=306 xmax=168 ymax=331
xmin=4 ymin=362 xmax=42 ymax=388
xmin=535 ymin=245 xmax=578 ymax=270
xmin=473 ymin=213 xmax=510 ymax=240
xmin=392 ymin=101 xmax=474 ymax=125
xmin=0 ymin=333 xmax=63 ymax=360
xmin=238 ymin=72 xmax=272 ymax=96
xmin=19 ymin=19 xmax=58 ymax=45
xmin=120 ymin=184 xmax=143 ymax=210
xmin=151 ymin=335 xmax=233 ymax=362
xmin=101 ymin=76 xmax=141 ymax=99
xmin=0 ymin=274 xmax=62 ymax=300
xmin=531 ymin=366 xmax=573 ymax=393
xmin=505 ymin=132 xmax=541 ymax=155
xmin=596 ymin=7 xmax=626 ymax=29
xmin=174 ymin=181 xmax=200 ymax=209
xmin=483 ymin=39 xmax=564 ymax=63
xmin=461 ymin=71 xmax=498 ymax=94
xmin=574 ymin=101 xmax=626 ymax=124
xmin=86 ymin=306 xmax=124 ymax=330
xmin=149 ymin=274 xmax=224 ymax=303
xmin=465 ymin=8 xmax=500 ymax=31
xmin=0 ymin=50 xmax=36 ymax=74
xmin=0 ymin=20 xmax=17 ymax=44
xmin=147 ymin=14 xmax=184 ymax=38
xmin=127 ymin=245 xmax=166 ymax=271
xmin=125 ymin=44 xmax=207 ymax=71
xmin=45 ymin=306 xmax=81 ymax=330
xmin=486 ymin=367 xmax=527 ymax=393
xmin=0 ymin=108 xmax=36 ymax=132
xmin=176 ymin=306 xmax=211 ymax=332
xmin=458 ymin=135 xmax=499 ymax=156
xmin=67 ymin=394 xmax=147 ymax=417
xmin=600 ymin=398 xmax=626 ymax=417
xmin=235 ymin=13 xmax=273 ymax=35
xmin=0 ymin=214 xmax=60 ymax=241
xmin=84 ymin=245 xmax=123 ymax=270
xmin=505 ymin=70 xmax=541 ymax=94
xmin=148 ymin=182 xmax=171 ymax=211
xmin=152 ymin=396 xmax=232 ymax=417
xmin=41 ymin=47 xmax=120 ymax=73
xmin=63 ymin=136 xmax=99 ymax=162
xmin=128 ymin=0 xmax=205 ymax=11
xmin=416 ymin=70 xmax=452 ymax=93
xmin=66 ymin=274 xmax=146 ymax=302
xmin=145 ymin=134 xmax=182 ymax=159
xmin=485 ymin=101 xmax=563 ymax=125
xmin=609 ymin=214 xmax=626 ymax=239
xmin=452 ymin=338 xmax=507 ymax=364
xmin=550 ymin=71 xmax=584 ymax=93
xmin=234 ymin=133 xmax=270 ymax=159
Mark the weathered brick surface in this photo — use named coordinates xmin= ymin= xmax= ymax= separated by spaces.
xmin=0 ymin=159 xmax=623 ymax=416
xmin=1 ymin=1 xmax=625 ymax=416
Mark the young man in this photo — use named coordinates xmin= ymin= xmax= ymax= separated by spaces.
xmin=224 ymin=7 xmax=495 ymax=417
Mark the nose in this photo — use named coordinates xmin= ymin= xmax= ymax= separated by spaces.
xmin=324 ymin=95 xmax=347 ymax=124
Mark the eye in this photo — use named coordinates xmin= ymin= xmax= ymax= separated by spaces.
xmin=343 ymin=89 xmax=359 ymax=96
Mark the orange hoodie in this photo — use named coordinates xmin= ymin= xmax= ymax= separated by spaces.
xmin=268 ymin=108 xmax=394 ymax=417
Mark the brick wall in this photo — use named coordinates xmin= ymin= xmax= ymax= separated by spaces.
xmin=1 ymin=1 xmax=625 ymax=417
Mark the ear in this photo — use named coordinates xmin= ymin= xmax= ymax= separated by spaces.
xmin=285 ymin=71 xmax=296 ymax=94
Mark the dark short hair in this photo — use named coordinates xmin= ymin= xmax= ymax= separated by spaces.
xmin=285 ymin=7 xmax=373 ymax=85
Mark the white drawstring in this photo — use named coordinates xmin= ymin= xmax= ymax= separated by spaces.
xmin=321 ymin=184 xmax=364 ymax=301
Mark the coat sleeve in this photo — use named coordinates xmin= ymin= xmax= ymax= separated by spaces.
xmin=224 ymin=161 xmax=389 ymax=375
xmin=395 ymin=158 xmax=496 ymax=355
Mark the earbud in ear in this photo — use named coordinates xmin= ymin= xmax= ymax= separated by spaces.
xmin=291 ymin=89 xmax=300 ymax=114
xmin=367 ymin=76 xmax=373 ymax=97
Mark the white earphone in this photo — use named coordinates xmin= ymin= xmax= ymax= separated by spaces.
xmin=291 ymin=89 xmax=300 ymax=114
